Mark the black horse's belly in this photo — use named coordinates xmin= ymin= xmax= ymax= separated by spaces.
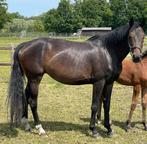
xmin=105 ymin=65 xmax=122 ymax=84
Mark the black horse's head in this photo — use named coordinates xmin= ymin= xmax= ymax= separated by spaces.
xmin=128 ymin=18 xmax=145 ymax=63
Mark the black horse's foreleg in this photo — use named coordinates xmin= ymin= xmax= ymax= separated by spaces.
xmin=89 ymin=80 xmax=105 ymax=137
xmin=103 ymin=83 xmax=113 ymax=136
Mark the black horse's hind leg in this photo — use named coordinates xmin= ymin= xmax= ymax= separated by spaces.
xmin=97 ymin=95 xmax=103 ymax=124
xmin=27 ymin=76 xmax=45 ymax=135
xmin=103 ymin=83 xmax=113 ymax=136
xmin=21 ymin=83 xmax=31 ymax=131
xmin=89 ymin=80 xmax=105 ymax=138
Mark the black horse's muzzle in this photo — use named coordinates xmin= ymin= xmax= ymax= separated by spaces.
xmin=132 ymin=54 xmax=142 ymax=63
xmin=130 ymin=47 xmax=142 ymax=63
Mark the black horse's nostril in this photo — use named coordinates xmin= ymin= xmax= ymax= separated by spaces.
xmin=132 ymin=55 xmax=141 ymax=63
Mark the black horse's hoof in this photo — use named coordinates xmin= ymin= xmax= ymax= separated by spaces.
xmin=92 ymin=131 xmax=100 ymax=138
xmin=25 ymin=128 xmax=32 ymax=132
xmin=93 ymin=133 xmax=100 ymax=138
xmin=89 ymin=126 xmax=100 ymax=138
xmin=144 ymin=127 xmax=147 ymax=131
xmin=107 ymin=131 xmax=114 ymax=137
xmin=91 ymin=128 xmax=100 ymax=138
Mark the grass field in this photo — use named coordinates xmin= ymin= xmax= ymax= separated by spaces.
xmin=0 ymin=37 xmax=147 ymax=144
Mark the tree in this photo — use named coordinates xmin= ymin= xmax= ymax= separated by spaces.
xmin=126 ymin=0 xmax=146 ymax=27
xmin=81 ymin=0 xmax=102 ymax=27
xmin=70 ymin=0 xmax=83 ymax=32
xmin=44 ymin=0 xmax=74 ymax=33
xmin=44 ymin=9 xmax=59 ymax=32
xmin=110 ymin=0 xmax=128 ymax=28
xmin=56 ymin=0 xmax=74 ymax=33
xmin=110 ymin=0 xmax=147 ymax=29
xmin=8 ymin=12 xmax=25 ymax=19
xmin=3 ymin=19 xmax=39 ymax=33
xmin=34 ymin=20 xmax=44 ymax=32
xmin=0 ymin=0 xmax=8 ymax=29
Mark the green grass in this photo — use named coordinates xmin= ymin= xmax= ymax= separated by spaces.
xmin=0 ymin=37 xmax=147 ymax=143
xmin=0 ymin=37 xmax=33 ymax=47
xmin=0 ymin=68 xmax=147 ymax=144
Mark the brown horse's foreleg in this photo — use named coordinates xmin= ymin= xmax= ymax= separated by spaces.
xmin=126 ymin=85 xmax=140 ymax=131
xmin=89 ymin=80 xmax=105 ymax=138
xmin=28 ymin=76 xmax=45 ymax=135
xmin=141 ymin=87 xmax=147 ymax=131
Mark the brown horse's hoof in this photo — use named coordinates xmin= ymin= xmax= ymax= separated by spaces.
xmin=125 ymin=121 xmax=131 ymax=132
xmin=125 ymin=125 xmax=131 ymax=132
xmin=142 ymin=122 xmax=147 ymax=131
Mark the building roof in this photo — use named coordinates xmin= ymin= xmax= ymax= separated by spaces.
xmin=81 ymin=27 xmax=112 ymax=31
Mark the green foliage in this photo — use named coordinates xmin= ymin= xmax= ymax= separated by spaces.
xmin=110 ymin=0 xmax=147 ymax=28
xmin=1 ymin=0 xmax=146 ymax=34
xmin=3 ymin=18 xmax=44 ymax=33
xmin=8 ymin=12 xmax=25 ymax=19
xmin=0 ymin=0 xmax=8 ymax=29
xmin=44 ymin=9 xmax=59 ymax=32
xmin=34 ymin=20 xmax=44 ymax=32
xmin=44 ymin=0 xmax=113 ymax=33
xmin=43 ymin=0 xmax=147 ymax=34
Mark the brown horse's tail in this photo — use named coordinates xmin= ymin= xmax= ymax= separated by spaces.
xmin=7 ymin=44 xmax=26 ymax=125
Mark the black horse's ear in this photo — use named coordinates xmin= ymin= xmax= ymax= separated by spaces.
xmin=129 ymin=18 xmax=134 ymax=27
xmin=140 ymin=18 xmax=145 ymax=28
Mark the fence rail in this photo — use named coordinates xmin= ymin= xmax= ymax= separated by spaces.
xmin=0 ymin=47 xmax=14 ymax=66
xmin=0 ymin=47 xmax=13 ymax=50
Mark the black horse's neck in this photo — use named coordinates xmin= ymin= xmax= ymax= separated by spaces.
xmin=102 ymin=24 xmax=130 ymax=63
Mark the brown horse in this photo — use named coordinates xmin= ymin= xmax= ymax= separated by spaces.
xmin=97 ymin=50 xmax=147 ymax=131
xmin=8 ymin=19 xmax=145 ymax=137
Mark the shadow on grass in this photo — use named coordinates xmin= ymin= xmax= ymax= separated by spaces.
xmin=0 ymin=120 xmax=109 ymax=138
xmin=112 ymin=120 xmax=144 ymax=130
xmin=80 ymin=117 xmax=145 ymax=132
xmin=41 ymin=120 xmax=109 ymax=138
xmin=0 ymin=123 xmax=18 ymax=138
xmin=0 ymin=119 xmax=143 ymax=138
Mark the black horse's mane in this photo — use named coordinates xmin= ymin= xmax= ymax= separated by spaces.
xmin=88 ymin=22 xmax=141 ymax=48
xmin=88 ymin=24 xmax=130 ymax=43
xmin=87 ymin=34 xmax=101 ymax=41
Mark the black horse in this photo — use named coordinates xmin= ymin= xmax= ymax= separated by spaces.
xmin=8 ymin=19 xmax=145 ymax=137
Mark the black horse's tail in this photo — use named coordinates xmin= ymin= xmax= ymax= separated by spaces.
xmin=8 ymin=44 xmax=26 ymax=125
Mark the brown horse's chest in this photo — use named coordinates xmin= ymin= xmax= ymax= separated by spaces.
xmin=132 ymin=62 xmax=147 ymax=86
